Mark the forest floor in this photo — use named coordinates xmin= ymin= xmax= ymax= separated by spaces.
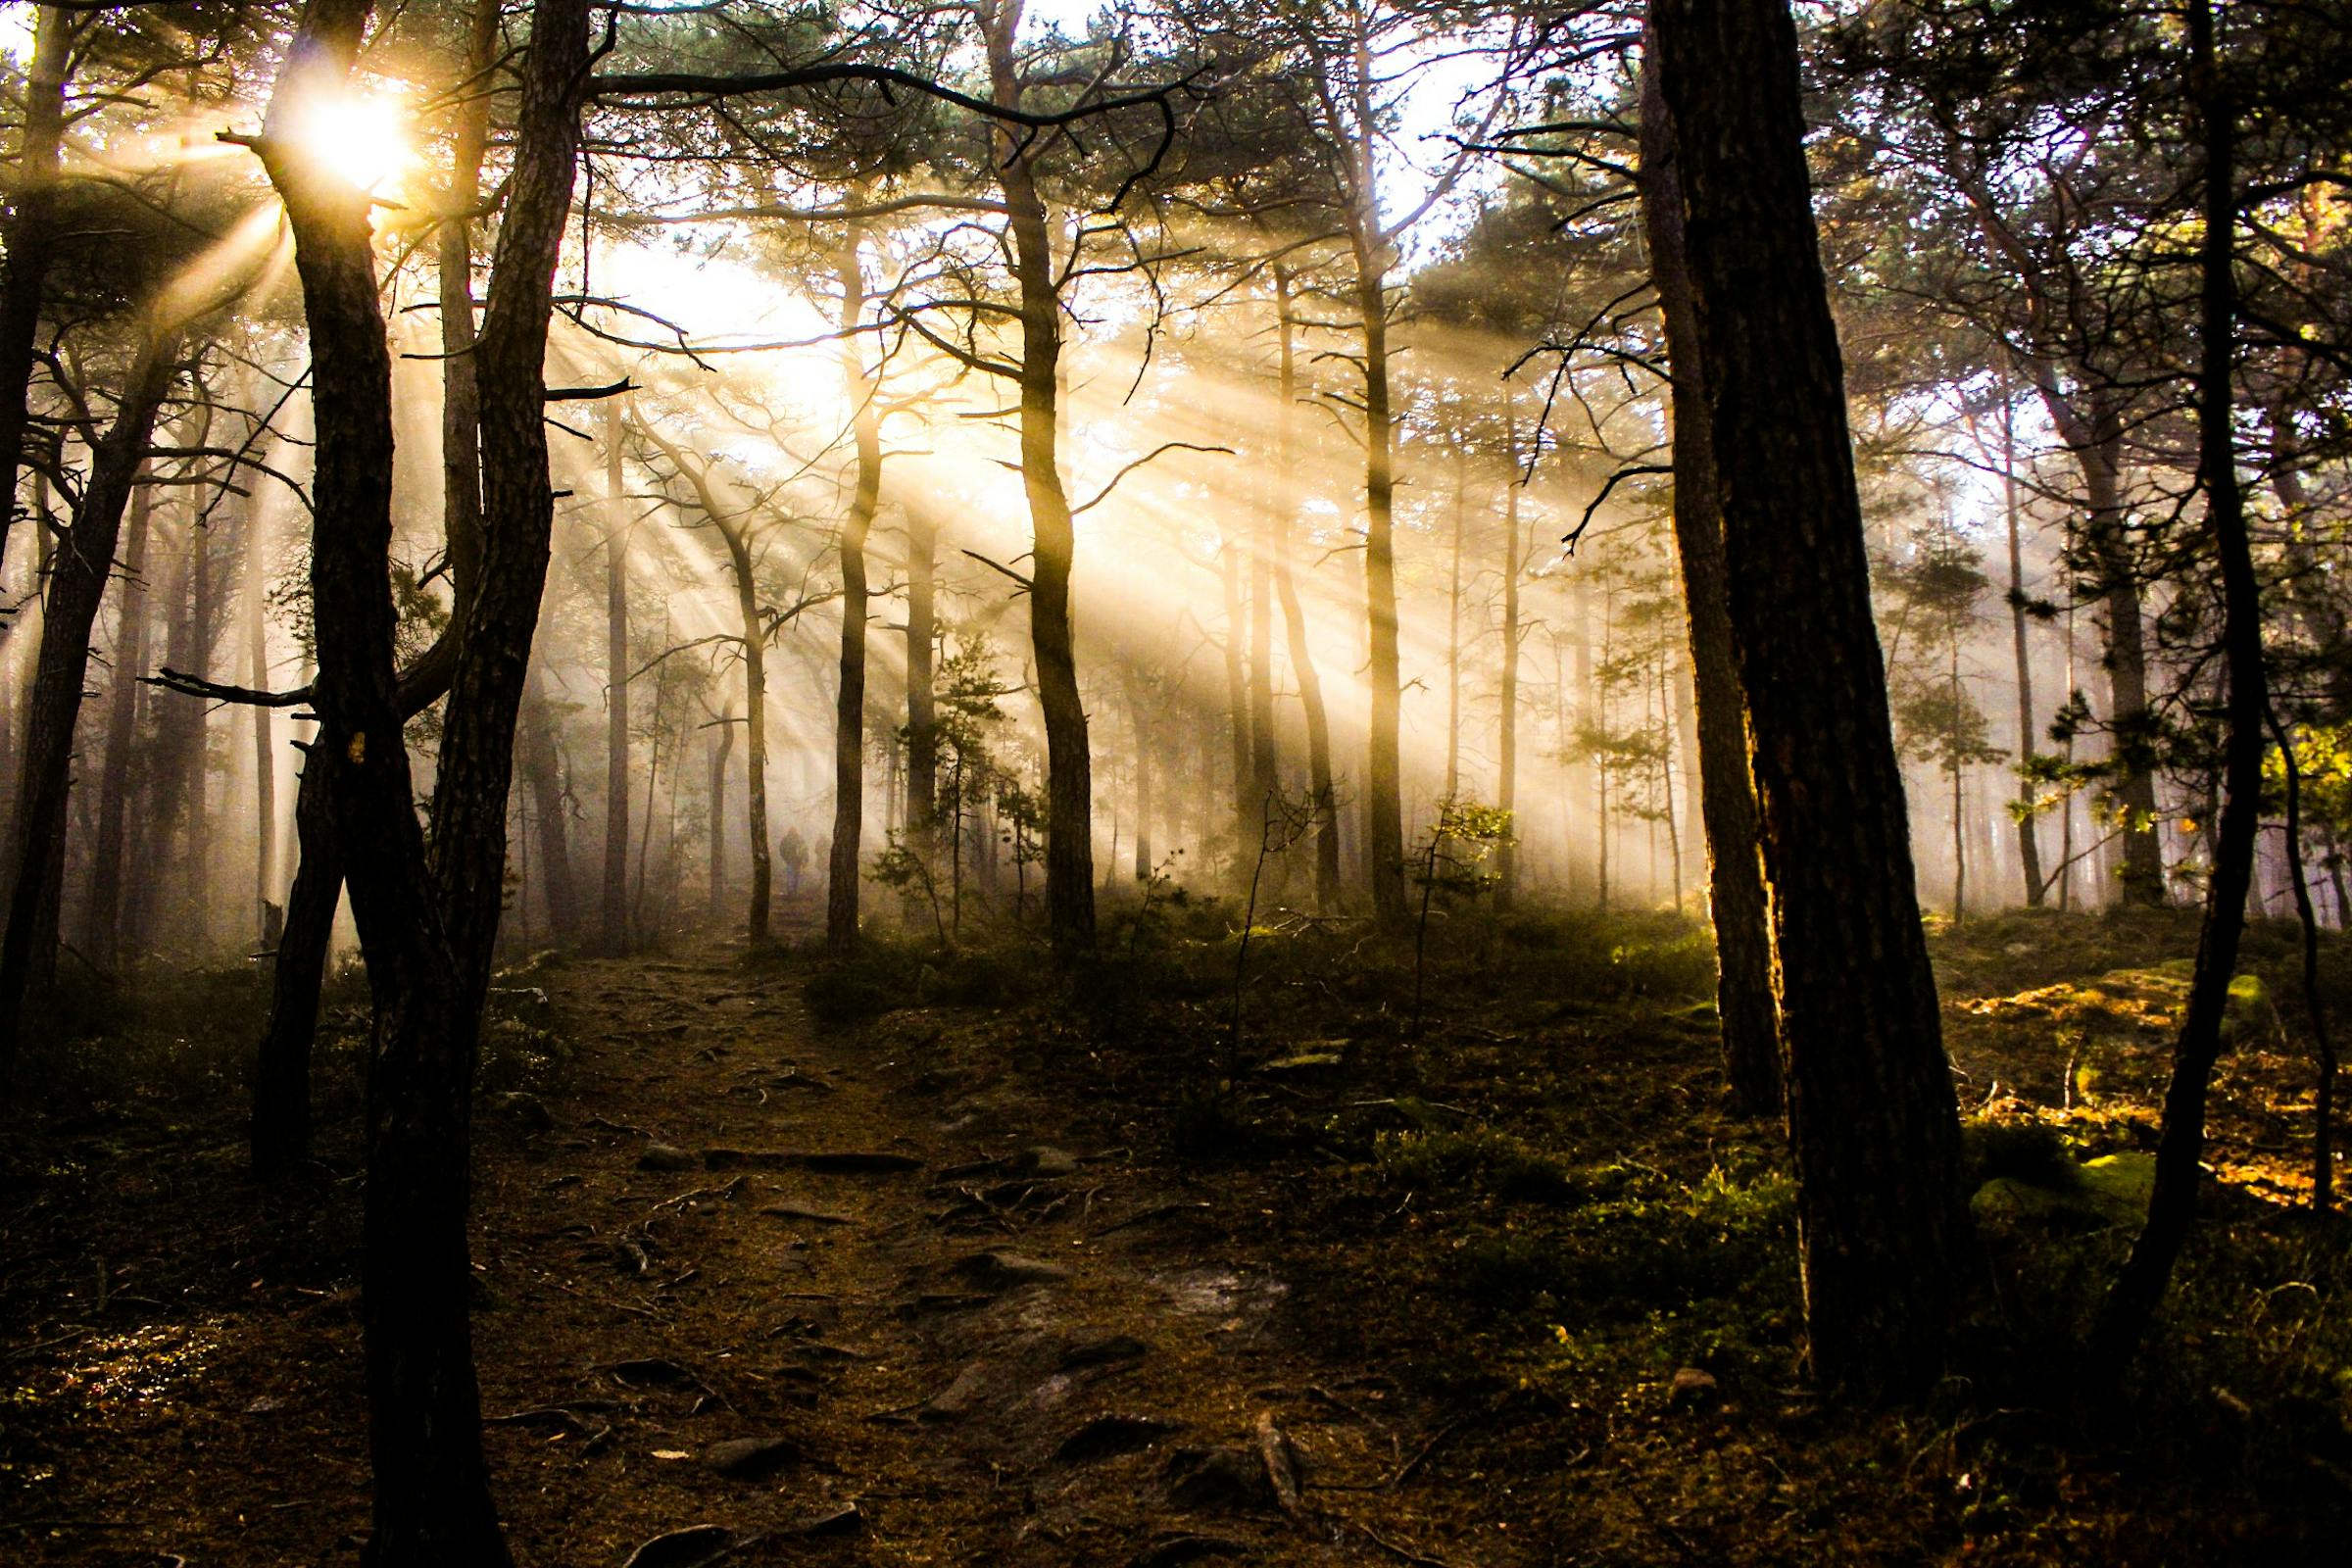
xmin=3 ymin=898 xmax=2350 ymax=1566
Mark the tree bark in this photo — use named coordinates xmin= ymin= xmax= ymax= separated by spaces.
xmin=828 ymin=224 xmax=880 ymax=950
xmin=1272 ymin=269 xmax=1341 ymax=911
xmin=0 ymin=335 xmax=178 ymax=1055
xmin=1639 ymin=24 xmax=1785 ymax=1117
xmin=1999 ymin=393 xmax=2046 ymax=906
xmin=986 ymin=0 xmax=1093 ymax=956
xmin=1495 ymin=396 xmax=1523 ymax=911
xmin=2086 ymin=0 xmax=2261 ymax=1385
xmin=82 ymin=481 xmax=156 ymax=971
xmin=1649 ymin=0 xmax=1968 ymax=1396
xmin=905 ymin=506 xmax=938 ymax=844
xmin=0 ymin=3 xmax=72 ymax=587
xmin=602 ymin=416 xmax=632 ymax=952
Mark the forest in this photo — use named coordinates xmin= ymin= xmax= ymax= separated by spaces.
xmin=0 ymin=0 xmax=2348 ymax=1561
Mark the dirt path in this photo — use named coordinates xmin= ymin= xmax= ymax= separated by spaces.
xmin=465 ymin=954 xmax=1468 ymax=1568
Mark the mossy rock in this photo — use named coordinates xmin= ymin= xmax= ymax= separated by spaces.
xmin=1971 ymin=1152 xmax=2154 ymax=1230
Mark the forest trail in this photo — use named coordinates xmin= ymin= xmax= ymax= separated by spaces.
xmin=459 ymin=949 xmax=1472 ymax=1568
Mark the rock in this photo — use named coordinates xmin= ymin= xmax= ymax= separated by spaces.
xmin=494 ymin=1092 xmax=554 ymax=1133
xmin=1161 ymin=1446 xmax=1277 ymax=1513
xmin=759 ymin=1202 xmax=857 ymax=1226
xmin=618 ymin=1525 xmax=732 ymax=1568
xmin=2078 ymin=1152 xmax=2157 ymax=1217
xmin=787 ymin=1501 xmax=863 ymax=1538
xmin=1128 ymin=1535 xmax=1249 ymax=1568
xmin=1054 ymin=1413 xmax=1185 ymax=1464
xmin=703 ymin=1436 xmax=807 ymax=1479
xmin=1021 ymin=1145 xmax=1081 ymax=1177
xmin=797 ymin=1150 xmax=924 ymax=1174
xmin=1253 ymin=1410 xmax=1301 ymax=1512
xmin=1254 ymin=1051 xmax=1346 ymax=1080
xmin=920 ymin=1361 xmax=993 ymax=1422
xmin=954 ymin=1250 xmax=1070 ymax=1289
xmin=1059 ymin=1334 xmax=1150 ymax=1371
xmin=638 ymin=1143 xmax=696 ymax=1172
xmin=1668 ymin=1367 xmax=1720 ymax=1409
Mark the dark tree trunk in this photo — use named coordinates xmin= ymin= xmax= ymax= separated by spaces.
xmin=905 ymin=507 xmax=938 ymax=842
xmin=1222 ymin=534 xmax=1253 ymax=858
xmin=1638 ymin=48 xmax=1783 ymax=1114
xmin=1649 ymin=0 xmax=1968 ymax=1397
xmin=1272 ymin=270 xmax=1341 ymax=911
xmin=988 ymin=6 xmax=1093 ymax=957
xmin=83 ymin=482 xmax=156 ymax=971
xmin=708 ymin=716 xmax=733 ymax=920
xmin=519 ymin=656 xmax=577 ymax=942
xmin=0 ymin=335 xmax=178 ymax=1056
xmin=2000 ymin=394 xmax=2046 ymax=906
xmin=252 ymin=745 xmax=339 ymax=1178
xmin=1354 ymin=234 xmax=1406 ymax=925
xmin=0 ymin=3 xmax=71 ymax=586
xmin=828 ymin=225 xmax=880 ymax=950
xmin=247 ymin=469 xmax=277 ymax=944
xmin=2086 ymin=1 xmax=2262 ymax=1385
xmin=258 ymin=2 xmax=586 ymax=1562
xmin=602 ymin=418 xmax=632 ymax=952
xmin=1496 ymin=396 xmax=1523 ymax=911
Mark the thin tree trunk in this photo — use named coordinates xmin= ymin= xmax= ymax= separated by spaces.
xmin=1638 ymin=31 xmax=1784 ymax=1113
xmin=1496 ymin=395 xmax=1523 ymax=910
xmin=602 ymin=416 xmax=632 ymax=952
xmin=987 ymin=2 xmax=1092 ymax=956
xmin=2000 ymin=392 xmax=2046 ymax=906
xmin=83 ymin=482 xmax=156 ymax=970
xmin=247 ymin=447 xmax=278 ymax=943
xmin=0 ymin=3 xmax=71 ymax=587
xmin=1650 ymin=0 xmax=1968 ymax=1396
xmin=0 ymin=336 xmax=177 ymax=1055
xmin=1222 ymin=533 xmax=1252 ymax=856
xmin=709 ymin=715 xmax=732 ymax=920
xmin=2087 ymin=3 xmax=2262 ymax=1383
xmin=1445 ymin=431 xmax=1465 ymax=801
xmin=828 ymin=227 xmax=880 ymax=949
xmin=1272 ymin=269 xmax=1340 ymax=911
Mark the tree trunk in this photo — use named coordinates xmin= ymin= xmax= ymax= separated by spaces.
xmin=988 ymin=4 xmax=1093 ymax=956
xmin=1354 ymin=238 xmax=1406 ymax=926
xmin=518 ymin=656 xmax=577 ymax=941
xmin=247 ymin=449 xmax=278 ymax=944
xmin=1638 ymin=32 xmax=1785 ymax=1115
xmin=1222 ymin=533 xmax=1252 ymax=858
xmin=906 ymin=507 xmax=938 ymax=843
xmin=0 ymin=3 xmax=71 ymax=586
xmin=828 ymin=226 xmax=879 ymax=950
xmin=83 ymin=481 xmax=156 ymax=971
xmin=1272 ymin=269 xmax=1340 ymax=911
xmin=0 ymin=336 xmax=177 ymax=1054
xmin=1496 ymin=396 xmax=1523 ymax=910
xmin=1650 ymin=0 xmax=1968 ymax=1396
xmin=1998 ymin=394 xmax=2046 ymax=906
xmin=2086 ymin=2 xmax=2261 ymax=1384
xmin=708 ymin=715 xmax=733 ymax=919
xmin=602 ymin=417 xmax=632 ymax=952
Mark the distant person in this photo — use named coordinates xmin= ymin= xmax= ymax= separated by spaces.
xmin=778 ymin=826 xmax=808 ymax=896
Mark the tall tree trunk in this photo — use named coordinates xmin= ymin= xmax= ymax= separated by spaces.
xmin=1650 ymin=0 xmax=1967 ymax=1396
xmin=602 ymin=418 xmax=632 ymax=952
xmin=246 ymin=451 xmax=278 ymax=943
xmin=1638 ymin=36 xmax=1783 ymax=1114
xmin=1353 ymin=232 xmax=1406 ymax=925
xmin=906 ymin=506 xmax=938 ymax=842
xmin=828 ymin=228 xmax=879 ymax=950
xmin=708 ymin=714 xmax=733 ymax=920
xmin=1496 ymin=411 xmax=1524 ymax=910
xmin=2000 ymin=392 xmax=2046 ymax=906
xmin=1445 ymin=432 xmax=1465 ymax=801
xmin=988 ymin=1 xmax=1093 ymax=956
xmin=1272 ymin=270 xmax=1340 ymax=911
xmin=2087 ymin=2 xmax=2261 ymax=1384
xmin=0 ymin=3 xmax=71 ymax=587
xmin=0 ymin=336 xmax=177 ymax=1055
xmin=252 ymin=745 xmax=338 ymax=1177
xmin=518 ymin=656 xmax=577 ymax=941
xmin=1222 ymin=533 xmax=1252 ymax=855
xmin=728 ymin=522 xmax=772 ymax=946
xmin=83 ymin=482 xmax=156 ymax=970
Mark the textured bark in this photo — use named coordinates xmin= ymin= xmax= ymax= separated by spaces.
xmin=518 ymin=657 xmax=577 ymax=941
xmin=1272 ymin=270 xmax=1340 ymax=911
xmin=2086 ymin=2 xmax=2261 ymax=1384
xmin=1495 ymin=396 xmax=1523 ymax=910
xmin=1649 ymin=0 xmax=1967 ymax=1396
xmin=251 ymin=743 xmax=338 ymax=1179
xmin=602 ymin=419 xmax=632 ymax=952
xmin=0 ymin=4 xmax=71 ymax=586
xmin=245 ymin=439 xmax=278 ymax=942
xmin=258 ymin=1 xmax=587 ymax=1560
xmin=2000 ymin=397 xmax=2046 ymax=906
xmin=1639 ymin=42 xmax=1781 ymax=1115
xmin=708 ymin=717 xmax=733 ymax=918
xmin=828 ymin=226 xmax=880 ymax=950
xmin=987 ymin=1 xmax=1093 ymax=956
xmin=82 ymin=482 xmax=157 ymax=971
xmin=905 ymin=508 xmax=938 ymax=843
xmin=1353 ymin=234 xmax=1405 ymax=925
xmin=0 ymin=335 xmax=177 ymax=1055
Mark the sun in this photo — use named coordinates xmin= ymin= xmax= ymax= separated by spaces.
xmin=288 ymin=90 xmax=410 ymax=192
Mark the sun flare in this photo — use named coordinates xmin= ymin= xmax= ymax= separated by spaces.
xmin=289 ymin=90 xmax=409 ymax=192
